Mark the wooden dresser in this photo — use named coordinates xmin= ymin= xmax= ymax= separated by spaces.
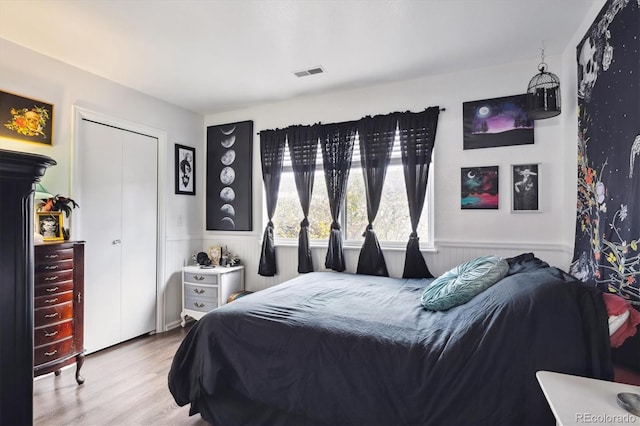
xmin=0 ymin=149 xmax=56 ymax=425
xmin=34 ymin=241 xmax=85 ymax=384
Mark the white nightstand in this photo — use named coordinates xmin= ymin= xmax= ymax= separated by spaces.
xmin=181 ymin=265 xmax=244 ymax=326
xmin=536 ymin=370 xmax=640 ymax=425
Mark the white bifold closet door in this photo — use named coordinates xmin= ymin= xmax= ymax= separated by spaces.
xmin=78 ymin=119 xmax=157 ymax=353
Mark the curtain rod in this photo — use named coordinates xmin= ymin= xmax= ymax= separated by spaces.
xmin=256 ymin=107 xmax=445 ymax=135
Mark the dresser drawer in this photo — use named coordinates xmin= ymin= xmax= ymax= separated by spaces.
xmin=34 ymin=290 xmax=74 ymax=309
xmin=34 ymin=336 xmax=74 ymax=365
xmin=35 ymin=269 xmax=74 ymax=286
xmin=184 ymin=271 xmax=218 ymax=285
xmin=36 ymin=247 xmax=74 ymax=263
xmin=35 ymin=301 xmax=74 ymax=327
xmin=184 ymin=297 xmax=219 ymax=312
xmin=34 ymin=320 xmax=73 ymax=346
xmin=184 ymin=283 xmax=218 ymax=301
xmin=35 ymin=259 xmax=74 ymax=274
xmin=34 ymin=280 xmax=74 ymax=297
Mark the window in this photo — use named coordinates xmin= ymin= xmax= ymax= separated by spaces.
xmin=272 ymin=133 xmax=433 ymax=247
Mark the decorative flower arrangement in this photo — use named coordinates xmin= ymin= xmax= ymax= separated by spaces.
xmin=37 ymin=195 xmax=79 ymax=218
xmin=4 ymin=106 xmax=50 ymax=138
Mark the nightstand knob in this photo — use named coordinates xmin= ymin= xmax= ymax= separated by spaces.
xmin=194 ymin=302 xmax=205 ymax=308
xmin=194 ymin=275 xmax=205 ymax=281
xmin=193 ymin=288 xmax=205 ymax=294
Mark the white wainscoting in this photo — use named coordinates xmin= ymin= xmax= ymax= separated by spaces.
xmin=202 ymin=235 xmax=573 ymax=293
xmin=164 ymin=235 xmax=203 ymax=330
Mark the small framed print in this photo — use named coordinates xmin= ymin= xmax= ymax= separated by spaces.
xmin=208 ymin=246 xmax=222 ymax=266
xmin=0 ymin=90 xmax=54 ymax=146
xmin=175 ymin=144 xmax=195 ymax=195
xmin=512 ymin=163 xmax=540 ymax=212
xmin=36 ymin=211 xmax=64 ymax=241
xmin=461 ymin=166 xmax=499 ymax=209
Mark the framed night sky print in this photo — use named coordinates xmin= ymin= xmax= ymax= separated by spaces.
xmin=460 ymin=166 xmax=499 ymax=209
xmin=463 ymin=94 xmax=534 ymax=150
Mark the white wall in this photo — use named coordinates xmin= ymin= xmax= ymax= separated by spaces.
xmin=0 ymin=38 xmax=204 ymax=330
xmin=1 ymin=0 xmax=607 ymax=326
xmin=203 ymin=1 xmax=610 ymax=296
xmin=204 ymin=55 xmax=574 ymax=291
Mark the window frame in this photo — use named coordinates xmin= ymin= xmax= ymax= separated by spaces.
xmin=272 ymin=137 xmax=436 ymax=252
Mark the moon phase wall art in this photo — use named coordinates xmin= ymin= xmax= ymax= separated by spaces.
xmin=463 ymin=94 xmax=534 ymax=150
xmin=206 ymin=120 xmax=253 ymax=231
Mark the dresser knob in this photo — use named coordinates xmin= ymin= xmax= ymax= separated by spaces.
xmin=45 ymin=254 xmax=59 ymax=259
xmin=45 ymin=313 xmax=60 ymax=319
xmin=44 ymin=350 xmax=58 ymax=357
xmin=44 ymin=330 xmax=59 ymax=337
xmin=44 ymin=265 xmax=59 ymax=270
xmin=45 ymin=298 xmax=58 ymax=304
xmin=44 ymin=276 xmax=59 ymax=281
xmin=46 ymin=287 xmax=59 ymax=293
xmin=112 ymin=239 xmax=121 ymax=245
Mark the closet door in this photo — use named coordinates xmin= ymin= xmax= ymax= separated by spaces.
xmin=78 ymin=119 xmax=157 ymax=353
xmin=79 ymin=121 xmax=123 ymax=352
xmin=120 ymin=131 xmax=157 ymax=341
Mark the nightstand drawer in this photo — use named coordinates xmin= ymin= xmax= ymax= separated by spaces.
xmin=184 ymin=283 xmax=218 ymax=301
xmin=184 ymin=297 xmax=219 ymax=312
xmin=34 ymin=337 xmax=74 ymax=365
xmin=184 ymin=271 xmax=218 ymax=285
xmin=35 ymin=301 xmax=74 ymax=327
xmin=34 ymin=320 xmax=74 ymax=346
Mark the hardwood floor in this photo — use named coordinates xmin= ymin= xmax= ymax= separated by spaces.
xmin=34 ymin=325 xmax=209 ymax=425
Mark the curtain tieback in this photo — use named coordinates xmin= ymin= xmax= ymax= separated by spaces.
xmin=300 ymin=218 xmax=309 ymax=228
xmin=409 ymin=231 xmax=419 ymax=239
xmin=267 ymin=220 xmax=274 ymax=228
xmin=362 ymin=223 xmax=373 ymax=237
xmin=331 ymin=221 xmax=341 ymax=230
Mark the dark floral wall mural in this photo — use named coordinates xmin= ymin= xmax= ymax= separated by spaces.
xmin=570 ymin=0 xmax=639 ymax=306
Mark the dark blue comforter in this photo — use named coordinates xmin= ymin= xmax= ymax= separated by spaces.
xmin=169 ymin=259 xmax=612 ymax=425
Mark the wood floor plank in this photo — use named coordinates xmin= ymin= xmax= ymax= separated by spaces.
xmin=34 ymin=326 xmax=208 ymax=425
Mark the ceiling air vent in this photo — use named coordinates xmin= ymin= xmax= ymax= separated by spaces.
xmin=294 ymin=66 xmax=325 ymax=77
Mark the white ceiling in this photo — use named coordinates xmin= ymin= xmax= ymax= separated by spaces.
xmin=0 ymin=0 xmax=599 ymax=115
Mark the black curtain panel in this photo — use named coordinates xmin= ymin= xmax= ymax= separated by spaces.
xmin=258 ymin=129 xmax=287 ymax=277
xmin=356 ymin=114 xmax=397 ymax=276
xmin=399 ymin=107 xmax=440 ymax=278
xmin=288 ymin=125 xmax=319 ymax=273
xmin=320 ymin=121 xmax=357 ymax=272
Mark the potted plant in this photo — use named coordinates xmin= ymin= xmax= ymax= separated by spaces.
xmin=37 ymin=194 xmax=79 ymax=240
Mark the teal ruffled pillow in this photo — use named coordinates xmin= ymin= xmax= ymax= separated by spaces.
xmin=421 ymin=255 xmax=509 ymax=311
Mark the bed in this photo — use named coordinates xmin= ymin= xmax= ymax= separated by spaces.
xmin=169 ymin=254 xmax=613 ymax=425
